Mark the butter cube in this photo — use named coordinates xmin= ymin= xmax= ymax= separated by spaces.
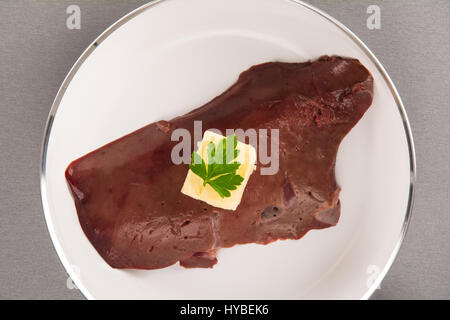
xmin=181 ymin=131 xmax=257 ymax=211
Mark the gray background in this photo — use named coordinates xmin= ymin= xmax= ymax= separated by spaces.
xmin=0 ymin=0 xmax=449 ymax=300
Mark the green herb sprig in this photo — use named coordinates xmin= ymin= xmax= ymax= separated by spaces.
xmin=189 ymin=134 xmax=244 ymax=198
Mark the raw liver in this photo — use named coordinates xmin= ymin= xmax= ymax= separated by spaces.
xmin=65 ymin=56 xmax=373 ymax=269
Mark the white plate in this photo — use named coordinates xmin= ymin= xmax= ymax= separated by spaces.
xmin=41 ymin=0 xmax=415 ymax=299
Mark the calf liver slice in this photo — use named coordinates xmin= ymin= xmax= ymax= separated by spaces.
xmin=65 ymin=56 xmax=373 ymax=269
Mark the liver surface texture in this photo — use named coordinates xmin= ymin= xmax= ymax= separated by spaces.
xmin=65 ymin=56 xmax=373 ymax=269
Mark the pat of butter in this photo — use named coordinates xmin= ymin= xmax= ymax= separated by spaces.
xmin=181 ymin=131 xmax=257 ymax=211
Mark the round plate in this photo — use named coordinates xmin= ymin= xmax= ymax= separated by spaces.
xmin=41 ymin=0 xmax=415 ymax=299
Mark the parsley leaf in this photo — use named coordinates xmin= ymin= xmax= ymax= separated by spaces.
xmin=189 ymin=134 xmax=244 ymax=198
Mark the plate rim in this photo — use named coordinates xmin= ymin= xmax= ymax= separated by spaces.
xmin=40 ymin=0 xmax=416 ymax=300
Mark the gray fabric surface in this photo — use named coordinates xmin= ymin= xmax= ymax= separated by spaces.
xmin=0 ymin=0 xmax=449 ymax=300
